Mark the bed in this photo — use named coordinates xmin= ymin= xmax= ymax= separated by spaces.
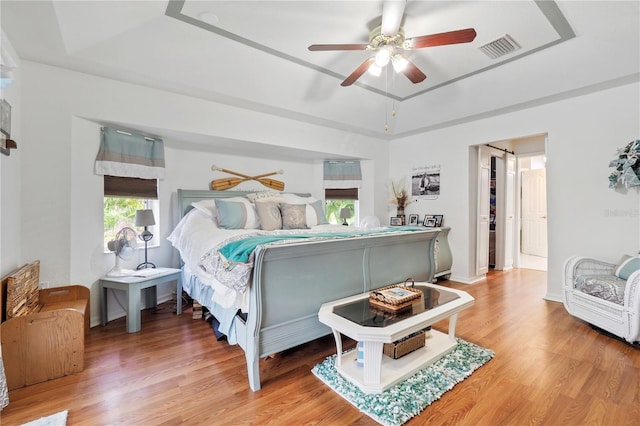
xmin=169 ymin=189 xmax=440 ymax=391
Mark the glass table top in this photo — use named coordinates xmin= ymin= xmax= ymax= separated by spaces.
xmin=333 ymin=285 xmax=460 ymax=328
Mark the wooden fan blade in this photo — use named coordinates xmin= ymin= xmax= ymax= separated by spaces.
xmin=407 ymin=28 xmax=477 ymax=49
xmin=401 ymin=58 xmax=427 ymax=84
xmin=341 ymin=57 xmax=376 ymax=87
xmin=308 ymin=44 xmax=368 ymax=51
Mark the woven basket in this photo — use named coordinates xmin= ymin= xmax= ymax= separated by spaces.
xmin=383 ymin=329 xmax=426 ymax=359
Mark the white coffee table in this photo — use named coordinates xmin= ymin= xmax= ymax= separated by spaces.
xmin=318 ymin=282 xmax=474 ymax=394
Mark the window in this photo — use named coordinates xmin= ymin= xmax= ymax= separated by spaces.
xmin=103 ymin=175 xmax=158 ymax=251
xmin=325 ymin=188 xmax=358 ymax=226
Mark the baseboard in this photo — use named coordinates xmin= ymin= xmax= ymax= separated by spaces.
xmin=449 ymin=274 xmax=485 ymax=284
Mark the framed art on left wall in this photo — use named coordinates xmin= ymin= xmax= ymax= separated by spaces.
xmin=0 ymin=98 xmax=11 ymax=136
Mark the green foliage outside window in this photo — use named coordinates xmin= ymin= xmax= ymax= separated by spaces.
xmin=325 ymin=200 xmax=355 ymax=225
xmin=104 ymin=197 xmax=145 ymax=248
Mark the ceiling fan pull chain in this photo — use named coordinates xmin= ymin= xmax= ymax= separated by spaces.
xmin=384 ymin=67 xmax=390 ymax=132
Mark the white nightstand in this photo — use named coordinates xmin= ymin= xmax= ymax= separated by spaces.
xmin=100 ymin=267 xmax=182 ymax=333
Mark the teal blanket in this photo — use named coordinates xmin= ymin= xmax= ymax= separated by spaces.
xmin=219 ymin=227 xmax=425 ymax=264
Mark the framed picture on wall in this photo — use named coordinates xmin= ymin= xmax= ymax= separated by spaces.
xmin=408 ymin=214 xmax=419 ymax=226
xmin=0 ymin=99 xmax=11 ymax=136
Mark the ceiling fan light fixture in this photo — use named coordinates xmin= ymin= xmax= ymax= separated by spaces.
xmin=368 ymin=64 xmax=382 ymax=76
xmin=391 ymin=54 xmax=408 ymax=72
xmin=374 ymin=47 xmax=391 ymax=67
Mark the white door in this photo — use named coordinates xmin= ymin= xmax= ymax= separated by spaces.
xmin=521 ymin=168 xmax=547 ymax=257
xmin=476 ymin=147 xmax=490 ymax=275
xmin=502 ymin=154 xmax=516 ymax=268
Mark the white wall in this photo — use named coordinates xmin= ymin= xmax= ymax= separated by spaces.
xmin=0 ymin=33 xmax=21 ymax=278
xmin=6 ymin=58 xmax=638 ymax=328
xmin=391 ymin=81 xmax=640 ymax=301
xmin=18 ymin=61 xmax=388 ymax=327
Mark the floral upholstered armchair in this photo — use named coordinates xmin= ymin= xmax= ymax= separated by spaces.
xmin=563 ymin=255 xmax=640 ymax=344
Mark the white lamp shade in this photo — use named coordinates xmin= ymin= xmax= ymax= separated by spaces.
xmin=135 ymin=209 xmax=155 ymax=227
xmin=340 ymin=208 xmax=351 ymax=219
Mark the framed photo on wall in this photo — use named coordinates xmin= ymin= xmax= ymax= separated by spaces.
xmin=408 ymin=214 xmax=419 ymax=226
xmin=0 ymin=99 xmax=11 ymax=136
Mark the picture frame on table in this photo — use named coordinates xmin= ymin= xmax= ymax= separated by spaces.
xmin=423 ymin=215 xmax=437 ymax=228
xmin=408 ymin=214 xmax=419 ymax=226
xmin=390 ymin=217 xmax=403 ymax=226
xmin=433 ymin=215 xmax=444 ymax=227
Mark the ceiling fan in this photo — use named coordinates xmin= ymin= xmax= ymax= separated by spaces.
xmin=308 ymin=0 xmax=477 ymax=87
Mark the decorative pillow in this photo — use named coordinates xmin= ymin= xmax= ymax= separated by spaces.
xmin=191 ymin=200 xmax=218 ymax=219
xmin=246 ymin=190 xmax=282 ymax=203
xmin=307 ymin=200 xmax=329 ymax=226
xmin=281 ymin=193 xmax=318 ymax=204
xmin=280 ymin=203 xmax=308 ymax=229
xmin=615 ymin=255 xmax=640 ymax=280
xmin=215 ymin=198 xmax=260 ymax=229
xmin=255 ymin=201 xmax=282 ymax=231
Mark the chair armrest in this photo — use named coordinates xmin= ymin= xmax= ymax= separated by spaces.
xmin=624 ymin=270 xmax=640 ymax=342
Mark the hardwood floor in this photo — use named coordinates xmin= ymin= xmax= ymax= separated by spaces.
xmin=2 ymin=269 xmax=639 ymax=425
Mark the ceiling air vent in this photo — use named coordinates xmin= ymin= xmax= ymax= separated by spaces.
xmin=478 ymin=34 xmax=521 ymax=59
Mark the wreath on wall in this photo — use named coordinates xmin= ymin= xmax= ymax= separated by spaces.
xmin=609 ymin=139 xmax=640 ymax=189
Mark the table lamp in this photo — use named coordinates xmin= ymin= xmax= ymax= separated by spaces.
xmin=340 ymin=207 xmax=351 ymax=226
xmin=135 ymin=209 xmax=156 ymax=269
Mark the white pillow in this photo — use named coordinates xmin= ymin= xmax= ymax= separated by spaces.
xmin=280 ymin=193 xmax=318 ymax=204
xmin=246 ymin=190 xmax=282 ymax=203
xmin=191 ymin=200 xmax=218 ymax=218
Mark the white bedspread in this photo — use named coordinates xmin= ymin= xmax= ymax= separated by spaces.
xmin=167 ymin=208 xmax=352 ymax=311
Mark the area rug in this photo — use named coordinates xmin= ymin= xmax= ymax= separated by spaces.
xmin=312 ymin=338 xmax=493 ymax=426
xmin=20 ymin=410 xmax=68 ymax=426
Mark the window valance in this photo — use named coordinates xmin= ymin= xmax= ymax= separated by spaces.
xmin=323 ymin=160 xmax=362 ymax=189
xmin=95 ymin=127 xmax=165 ymax=179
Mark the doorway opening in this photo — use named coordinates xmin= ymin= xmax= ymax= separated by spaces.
xmin=474 ymin=134 xmax=548 ymax=277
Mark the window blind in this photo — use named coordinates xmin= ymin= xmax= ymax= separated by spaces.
xmin=325 ymin=188 xmax=359 ymax=200
xmin=104 ymin=175 xmax=158 ymax=199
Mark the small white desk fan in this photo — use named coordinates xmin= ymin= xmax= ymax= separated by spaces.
xmin=106 ymin=227 xmax=137 ymax=277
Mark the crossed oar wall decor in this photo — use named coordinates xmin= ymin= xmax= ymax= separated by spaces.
xmin=210 ymin=165 xmax=285 ymax=191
